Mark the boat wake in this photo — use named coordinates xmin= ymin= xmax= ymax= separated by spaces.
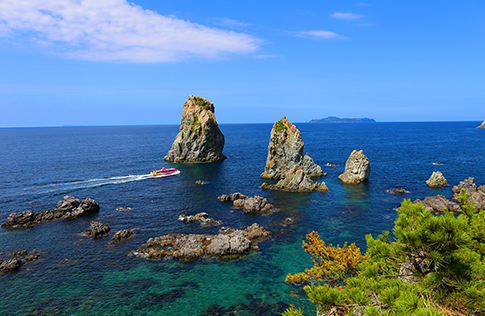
xmin=22 ymin=174 xmax=153 ymax=196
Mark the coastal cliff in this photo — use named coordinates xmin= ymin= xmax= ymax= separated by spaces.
xmin=164 ymin=95 xmax=226 ymax=163
xmin=260 ymin=116 xmax=323 ymax=180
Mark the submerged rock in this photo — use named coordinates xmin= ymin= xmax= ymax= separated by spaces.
xmin=477 ymin=120 xmax=485 ymax=128
xmin=387 ymin=188 xmax=406 ymax=194
xmin=83 ymin=221 xmax=110 ymax=238
xmin=338 ymin=150 xmax=370 ymax=184
xmin=1 ymin=196 xmax=100 ymax=228
xmin=135 ymin=223 xmax=270 ymax=261
xmin=413 ymin=195 xmax=460 ymax=213
xmin=426 ymin=171 xmax=448 ymax=188
xmin=111 ymin=229 xmax=134 ymax=243
xmin=178 ymin=212 xmax=221 ymax=226
xmin=261 ymin=165 xmax=329 ymax=192
xmin=217 ymin=193 xmax=275 ymax=213
xmin=164 ymin=95 xmax=225 ymax=163
xmin=260 ymin=116 xmax=323 ymax=180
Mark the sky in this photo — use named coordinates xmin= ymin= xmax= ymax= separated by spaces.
xmin=0 ymin=0 xmax=484 ymax=127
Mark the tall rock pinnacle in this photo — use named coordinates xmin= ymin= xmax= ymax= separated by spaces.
xmin=260 ymin=116 xmax=323 ymax=180
xmin=164 ymin=95 xmax=226 ymax=163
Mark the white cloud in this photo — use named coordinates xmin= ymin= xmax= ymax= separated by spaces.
xmin=0 ymin=0 xmax=261 ymax=63
xmin=213 ymin=18 xmax=250 ymax=30
xmin=295 ymin=30 xmax=346 ymax=40
xmin=331 ymin=12 xmax=363 ymax=20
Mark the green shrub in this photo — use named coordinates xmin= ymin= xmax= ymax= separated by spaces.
xmin=275 ymin=120 xmax=287 ymax=133
xmin=196 ymin=97 xmax=211 ymax=111
xmin=284 ymin=189 xmax=485 ymax=315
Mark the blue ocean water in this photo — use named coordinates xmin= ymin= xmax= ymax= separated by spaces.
xmin=0 ymin=122 xmax=484 ymax=315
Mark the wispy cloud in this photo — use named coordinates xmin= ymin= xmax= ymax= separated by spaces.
xmin=213 ymin=18 xmax=250 ymax=30
xmin=331 ymin=12 xmax=364 ymax=20
xmin=295 ymin=30 xmax=346 ymax=40
xmin=0 ymin=0 xmax=261 ymax=63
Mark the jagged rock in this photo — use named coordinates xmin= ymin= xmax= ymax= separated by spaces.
xmin=0 ymin=258 xmax=22 ymax=272
xmin=426 ymin=171 xmax=448 ymax=188
xmin=116 ymin=206 xmax=133 ymax=211
xmin=110 ymin=229 xmax=134 ymax=243
xmin=218 ymin=193 xmax=275 ymax=213
xmin=206 ymin=230 xmax=251 ymax=255
xmin=477 ymin=120 xmax=485 ymax=128
xmin=134 ymin=224 xmax=270 ymax=261
xmin=83 ymin=221 xmax=110 ymax=238
xmin=1 ymin=196 xmax=100 ymax=228
xmin=399 ymin=249 xmax=431 ymax=284
xmin=164 ymin=95 xmax=225 ymax=163
xmin=479 ymin=186 xmax=485 ymax=194
xmin=12 ymin=250 xmax=27 ymax=257
xmin=468 ymin=191 xmax=485 ymax=210
xmin=414 ymin=195 xmax=460 ymax=213
xmin=260 ymin=116 xmax=323 ymax=180
xmin=338 ymin=150 xmax=370 ymax=184
xmin=452 ymin=177 xmax=477 ymax=199
xmin=386 ymin=188 xmax=406 ymax=194
xmin=261 ymin=165 xmax=329 ymax=192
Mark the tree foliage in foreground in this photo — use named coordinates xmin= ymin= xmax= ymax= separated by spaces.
xmin=284 ymin=190 xmax=485 ymax=315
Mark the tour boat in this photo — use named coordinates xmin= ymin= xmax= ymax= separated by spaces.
xmin=150 ymin=167 xmax=180 ymax=177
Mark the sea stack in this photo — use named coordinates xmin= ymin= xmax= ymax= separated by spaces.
xmin=477 ymin=120 xmax=485 ymax=128
xmin=338 ymin=150 xmax=370 ymax=184
xmin=261 ymin=165 xmax=329 ymax=192
xmin=164 ymin=95 xmax=226 ymax=163
xmin=426 ymin=171 xmax=448 ymax=188
xmin=260 ymin=116 xmax=323 ymax=180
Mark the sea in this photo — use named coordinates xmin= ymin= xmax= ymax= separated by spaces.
xmin=0 ymin=122 xmax=484 ymax=315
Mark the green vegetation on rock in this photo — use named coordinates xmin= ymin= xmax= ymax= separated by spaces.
xmin=191 ymin=115 xmax=201 ymax=131
xmin=196 ymin=97 xmax=211 ymax=111
xmin=275 ymin=120 xmax=287 ymax=133
xmin=284 ymin=189 xmax=485 ymax=315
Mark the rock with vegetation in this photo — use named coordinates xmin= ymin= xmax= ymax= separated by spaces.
xmin=1 ymin=196 xmax=100 ymax=228
xmin=283 ymin=190 xmax=485 ymax=316
xmin=338 ymin=150 xmax=370 ymax=184
xmin=261 ymin=165 xmax=329 ymax=192
xmin=260 ymin=116 xmax=323 ymax=180
xmin=164 ymin=95 xmax=226 ymax=163
xmin=426 ymin=171 xmax=448 ymax=188
xmin=477 ymin=120 xmax=485 ymax=128
xmin=134 ymin=223 xmax=270 ymax=261
xmin=309 ymin=116 xmax=376 ymax=123
xmin=83 ymin=221 xmax=110 ymax=238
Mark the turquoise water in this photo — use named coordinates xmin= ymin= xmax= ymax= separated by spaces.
xmin=0 ymin=122 xmax=484 ymax=315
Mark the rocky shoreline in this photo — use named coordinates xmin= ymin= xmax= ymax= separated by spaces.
xmin=133 ymin=223 xmax=271 ymax=261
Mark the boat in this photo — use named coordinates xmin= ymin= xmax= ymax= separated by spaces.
xmin=149 ymin=167 xmax=180 ymax=177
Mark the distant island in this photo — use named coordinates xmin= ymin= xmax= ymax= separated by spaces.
xmin=309 ymin=116 xmax=376 ymax=123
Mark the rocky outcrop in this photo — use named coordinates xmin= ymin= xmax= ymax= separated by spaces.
xmin=1 ymin=196 xmax=100 ymax=228
xmin=83 ymin=221 xmax=110 ymax=238
xmin=110 ymin=230 xmax=134 ymax=243
xmin=426 ymin=171 xmax=448 ymax=188
xmin=261 ymin=165 xmax=329 ymax=192
xmin=134 ymin=223 xmax=270 ymax=261
xmin=477 ymin=120 xmax=485 ymax=128
xmin=178 ymin=212 xmax=221 ymax=226
xmin=452 ymin=177 xmax=477 ymax=199
xmin=164 ymin=95 xmax=225 ymax=163
xmin=0 ymin=258 xmax=22 ymax=272
xmin=338 ymin=150 xmax=370 ymax=184
xmin=413 ymin=195 xmax=460 ymax=213
xmin=260 ymin=116 xmax=323 ymax=180
xmin=217 ymin=193 xmax=275 ymax=213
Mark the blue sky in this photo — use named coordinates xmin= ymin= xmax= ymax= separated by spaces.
xmin=0 ymin=0 xmax=484 ymax=127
